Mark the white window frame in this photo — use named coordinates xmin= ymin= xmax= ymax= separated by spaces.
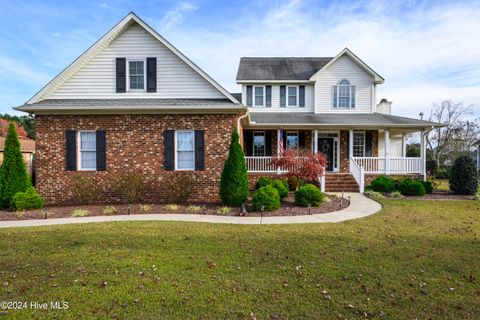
xmin=175 ymin=130 xmax=195 ymax=171
xmin=127 ymin=59 xmax=146 ymax=91
xmin=286 ymin=131 xmax=299 ymax=149
xmin=333 ymin=79 xmax=355 ymax=108
xmin=286 ymin=86 xmax=299 ymax=107
xmin=77 ymin=131 xmax=97 ymax=171
xmin=353 ymin=131 xmax=366 ymax=157
xmin=253 ymin=131 xmax=266 ymax=156
xmin=253 ymin=86 xmax=266 ymax=107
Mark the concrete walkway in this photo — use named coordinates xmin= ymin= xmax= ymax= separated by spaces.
xmin=0 ymin=193 xmax=382 ymax=228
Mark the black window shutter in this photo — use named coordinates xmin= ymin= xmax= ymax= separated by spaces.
xmin=116 ymin=58 xmax=126 ymax=93
xmin=266 ymin=86 xmax=272 ymax=107
xmin=265 ymin=131 xmax=272 ymax=156
xmin=96 ymin=131 xmax=106 ymax=171
xmin=246 ymin=86 xmax=253 ymax=106
xmin=65 ymin=130 xmax=76 ymax=171
xmin=146 ymin=57 xmax=157 ymax=92
xmin=194 ymin=130 xmax=205 ymax=171
xmin=299 ymin=86 xmax=305 ymax=107
xmin=164 ymin=130 xmax=175 ymax=171
xmin=244 ymin=130 xmax=253 ymax=156
xmin=365 ymin=131 xmax=373 ymax=157
xmin=280 ymin=86 xmax=286 ymax=107
xmin=299 ymin=131 xmax=305 ymax=148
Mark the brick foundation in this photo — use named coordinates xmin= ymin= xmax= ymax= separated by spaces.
xmin=35 ymin=114 xmax=236 ymax=205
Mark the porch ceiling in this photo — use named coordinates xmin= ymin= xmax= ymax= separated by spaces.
xmin=247 ymin=112 xmax=443 ymax=129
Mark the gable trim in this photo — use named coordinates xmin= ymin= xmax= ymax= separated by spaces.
xmin=309 ymin=48 xmax=384 ymax=84
xmin=27 ymin=12 xmax=239 ymax=104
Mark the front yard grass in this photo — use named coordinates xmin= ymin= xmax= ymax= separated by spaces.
xmin=0 ymin=199 xmax=479 ymax=319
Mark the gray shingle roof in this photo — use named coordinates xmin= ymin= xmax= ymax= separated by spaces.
xmin=236 ymin=57 xmax=333 ymax=81
xmin=249 ymin=112 xmax=443 ymax=128
xmin=15 ymin=98 xmax=244 ymax=112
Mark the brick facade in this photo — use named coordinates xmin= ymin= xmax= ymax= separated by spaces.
xmin=340 ymin=130 xmax=378 ymax=173
xmin=35 ymin=114 xmax=236 ymax=205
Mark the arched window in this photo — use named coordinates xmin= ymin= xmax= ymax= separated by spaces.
xmin=332 ymin=79 xmax=356 ymax=108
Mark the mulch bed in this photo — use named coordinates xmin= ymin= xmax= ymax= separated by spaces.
xmin=0 ymin=193 xmax=349 ymax=221
xmin=401 ymin=190 xmax=475 ymax=200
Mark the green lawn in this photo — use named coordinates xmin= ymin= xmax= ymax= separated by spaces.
xmin=1 ymin=200 xmax=479 ymax=319
xmin=435 ymin=179 xmax=450 ymax=191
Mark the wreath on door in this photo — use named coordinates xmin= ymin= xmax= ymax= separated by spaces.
xmin=320 ymin=141 xmax=330 ymax=154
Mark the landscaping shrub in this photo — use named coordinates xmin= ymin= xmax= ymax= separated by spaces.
xmin=252 ymin=185 xmax=281 ymax=211
xmin=165 ymin=204 xmax=178 ymax=211
xmin=271 ymin=179 xmax=289 ymax=200
xmin=139 ymin=204 xmax=152 ymax=213
xmin=364 ymin=190 xmax=385 ymax=199
xmin=110 ymin=172 xmax=145 ymax=203
xmin=0 ymin=122 xmax=31 ymax=208
xmin=216 ymin=206 xmax=231 ymax=215
xmin=449 ymin=155 xmax=479 ymax=195
xmin=220 ymin=130 xmax=249 ymax=206
xmin=387 ymin=191 xmax=403 ymax=198
xmin=295 ymin=184 xmax=324 ymax=207
xmin=420 ymin=180 xmax=433 ymax=194
xmin=10 ymin=187 xmax=44 ymax=211
xmin=366 ymin=175 xmax=396 ymax=193
xmin=434 ymin=166 xmax=451 ymax=179
xmin=287 ymin=176 xmax=299 ymax=191
xmin=71 ymin=174 xmax=97 ymax=204
xmin=102 ymin=206 xmax=117 ymax=215
xmin=256 ymin=177 xmax=272 ymax=189
xmin=173 ymin=173 xmax=195 ymax=203
xmin=71 ymin=209 xmax=90 ymax=217
xmin=399 ymin=178 xmax=426 ymax=196
xmin=186 ymin=205 xmax=202 ymax=213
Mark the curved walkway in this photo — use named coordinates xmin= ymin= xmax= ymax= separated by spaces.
xmin=0 ymin=193 xmax=381 ymax=228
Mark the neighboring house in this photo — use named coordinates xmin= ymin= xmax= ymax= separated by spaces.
xmin=15 ymin=12 xmax=441 ymax=205
xmin=0 ymin=137 xmax=35 ymax=175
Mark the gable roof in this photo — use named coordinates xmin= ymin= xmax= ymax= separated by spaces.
xmin=309 ymin=48 xmax=384 ymax=84
xmin=236 ymin=57 xmax=332 ymax=82
xmin=24 ymin=12 xmax=239 ymax=106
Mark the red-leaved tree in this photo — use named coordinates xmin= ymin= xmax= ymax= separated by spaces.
xmin=270 ymin=148 xmax=327 ymax=182
xmin=0 ymin=119 xmax=28 ymax=139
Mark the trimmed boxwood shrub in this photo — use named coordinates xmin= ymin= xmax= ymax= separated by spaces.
xmin=252 ymin=185 xmax=281 ymax=211
xmin=271 ymin=179 xmax=289 ymax=200
xmin=366 ymin=175 xmax=396 ymax=193
xmin=420 ymin=180 xmax=433 ymax=194
xmin=399 ymin=178 xmax=426 ymax=196
xmin=11 ymin=187 xmax=44 ymax=211
xmin=449 ymin=155 xmax=479 ymax=195
xmin=295 ymin=184 xmax=324 ymax=207
xmin=256 ymin=177 xmax=272 ymax=189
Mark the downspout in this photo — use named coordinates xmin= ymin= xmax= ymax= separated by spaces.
xmin=237 ymin=111 xmax=249 ymax=148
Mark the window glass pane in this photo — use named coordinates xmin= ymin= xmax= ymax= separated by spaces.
xmin=353 ymin=132 xmax=365 ymax=157
xmin=286 ymin=132 xmax=298 ymax=149
xmin=177 ymin=151 xmax=194 ymax=169
xmin=81 ymin=151 xmax=96 ymax=169
xmin=287 ymin=87 xmax=297 ymax=106
xmin=254 ymin=87 xmax=264 ymax=106
xmin=80 ymin=132 xmax=96 ymax=150
xmin=129 ymin=61 xmax=144 ymax=89
xmin=177 ymin=131 xmax=194 ymax=150
xmin=253 ymin=132 xmax=265 ymax=156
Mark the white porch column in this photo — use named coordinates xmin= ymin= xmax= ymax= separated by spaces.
xmin=314 ymin=130 xmax=318 ymax=153
xmin=401 ymin=133 xmax=407 ymax=157
xmin=277 ymin=129 xmax=281 ymax=174
xmin=385 ymin=129 xmax=390 ymax=175
xmin=420 ymin=129 xmax=426 ymax=181
xmin=348 ymin=130 xmax=354 ymax=172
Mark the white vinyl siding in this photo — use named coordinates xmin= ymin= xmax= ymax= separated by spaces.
xmin=313 ymin=55 xmax=373 ymax=113
xmin=242 ymin=84 xmax=314 ymax=112
xmin=47 ymin=22 xmax=225 ymax=99
xmin=378 ymin=130 xmax=404 ymax=157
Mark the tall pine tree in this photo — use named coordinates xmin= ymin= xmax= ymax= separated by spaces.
xmin=0 ymin=122 xmax=31 ymax=208
xmin=220 ymin=129 xmax=249 ymax=206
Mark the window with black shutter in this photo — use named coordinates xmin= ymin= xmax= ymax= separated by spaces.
xmin=116 ymin=58 xmax=126 ymax=93
xmin=66 ymin=130 xmax=76 ymax=171
xmin=146 ymin=57 xmax=157 ymax=92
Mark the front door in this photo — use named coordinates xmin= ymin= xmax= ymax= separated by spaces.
xmin=318 ymin=137 xmax=334 ymax=171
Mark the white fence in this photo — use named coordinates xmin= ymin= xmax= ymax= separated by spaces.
xmin=349 ymin=157 xmax=365 ymax=193
xmin=352 ymin=157 xmax=422 ymax=174
xmin=245 ymin=156 xmax=309 ymax=173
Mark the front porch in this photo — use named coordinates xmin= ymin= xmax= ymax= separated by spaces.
xmin=242 ymin=128 xmax=427 ymax=192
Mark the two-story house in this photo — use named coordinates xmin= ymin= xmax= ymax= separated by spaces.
xmin=15 ymin=12 xmax=440 ymax=205
xmin=236 ymin=49 xmax=441 ymax=192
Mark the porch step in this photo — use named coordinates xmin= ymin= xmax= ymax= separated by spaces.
xmin=324 ymin=173 xmax=359 ymax=192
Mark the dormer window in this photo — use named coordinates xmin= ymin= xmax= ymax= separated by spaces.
xmin=128 ymin=60 xmax=145 ymax=90
xmin=254 ymin=86 xmax=265 ymax=107
xmin=332 ymin=79 xmax=356 ymax=108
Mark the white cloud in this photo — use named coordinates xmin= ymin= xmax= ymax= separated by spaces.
xmin=0 ymin=56 xmax=49 ymax=84
xmin=159 ymin=2 xmax=198 ymax=32
xmin=165 ymin=0 xmax=480 ymax=118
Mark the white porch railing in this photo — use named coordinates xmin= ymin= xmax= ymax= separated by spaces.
xmin=245 ymin=156 xmax=309 ymax=173
xmin=349 ymin=157 xmax=365 ymax=193
xmin=353 ymin=157 xmax=422 ymax=174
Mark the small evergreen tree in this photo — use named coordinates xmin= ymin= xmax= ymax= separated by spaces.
xmin=220 ymin=129 xmax=248 ymax=206
xmin=0 ymin=122 xmax=31 ymax=208
xmin=449 ymin=155 xmax=478 ymax=195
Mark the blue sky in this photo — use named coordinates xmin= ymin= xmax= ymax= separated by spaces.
xmin=0 ymin=0 xmax=479 ymax=119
